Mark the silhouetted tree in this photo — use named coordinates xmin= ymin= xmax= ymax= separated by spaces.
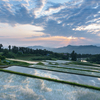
xmin=71 ymin=50 xmax=77 ymax=61
xmin=8 ymin=45 xmax=11 ymax=51
xmin=0 ymin=44 xmax=3 ymax=51
xmin=12 ymin=46 xmax=18 ymax=53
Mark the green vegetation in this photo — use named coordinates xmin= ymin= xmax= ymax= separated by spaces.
xmin=36 ymin=62 xmax=44 ymax=65
xmin=48 ymin=62 xmax=59 ymax=65
xmin=87 ymin=54 xmax=100 ymax=64
xmin=71 ymin=51 xmax=77 ymax=61
xmin=0 ymin=55 xmax=6 ymax=65
xmin=0 ymin=44 xmax=70 ymax=61
xmin=54 ymin=62 xmax=59 ymax=65
xmin=0 ymin=58 xmax=31 ymax=67
xmin=31 ymin=56 xmax=52 ymax=60
xmin=0 ymin=44 xmax=86 ymax=62
xmin=0 ymin=55 xmax=5 ymax=60
xmin=1 ymin=44 xmax=100 ymax=64
xmin=67 ymin=61 xmax=100 ymax=67
xmin=1 ymin=43 xmax=100 ymax=92
xmin=0 ymin=68 xmax=100 ymax=91
xmin=68 ymin=64 xmax=100 ymax=70
xmin=49 ymin=62 xmax=53 ymax=65
xmin=0 ymin=61 xmax=5 ymax=65
xmin=47 ymin=65 xmax=100 ymax=73
xmin=8 ymin=61 xmax=31 ymax=67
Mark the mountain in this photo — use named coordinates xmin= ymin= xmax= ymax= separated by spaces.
xmin=27 ymin=46 xmax=53 ymax=51
xmin=28 ymin=45 xmax=100 ymax=54
xmin=52 ymin=45 xmax=100 ymax=54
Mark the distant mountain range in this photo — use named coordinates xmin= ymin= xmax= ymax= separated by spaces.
xmin=28 ymin=45 xmax=100 ymax=54
xmin=28 ymin=46 xmax=52 ymax=50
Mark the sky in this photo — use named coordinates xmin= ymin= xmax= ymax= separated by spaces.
xmin=0 ymin=0 xmax=100 ymax=47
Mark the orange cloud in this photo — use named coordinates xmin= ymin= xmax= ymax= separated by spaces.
xmin=80 ymin=37 xmax=86 ymax=39
xmin=23 ymin=36 xmax=80 ymax=47
xmin=24 ymin=36 xmax=78 ymax=41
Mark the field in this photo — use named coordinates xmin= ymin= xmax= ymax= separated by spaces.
xmin=0 ymin=59 xmax=100 ymax=100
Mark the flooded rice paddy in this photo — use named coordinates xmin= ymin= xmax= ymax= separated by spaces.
xmin=0 ymin=60 xmax=100 ymax=100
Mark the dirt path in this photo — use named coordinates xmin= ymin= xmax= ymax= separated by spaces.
xmin=6 ymin=58 xmax=39 ymax=64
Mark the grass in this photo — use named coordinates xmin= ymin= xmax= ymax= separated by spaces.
xmin=49 ymin=62 xmax=59 ymax=65
xmin=36 ymin=62 xmax=45 ymax=65
xmin=9 ymin=61 xmax=31 ymax=67
xmin=13 ymin=55 xmax=34 ymax=61
xmin=0 ymin=60 xmax=9 ymax=66
xmin=0 ymin=60 xmax=31 ymax=67
xmin=15 ymin=55 xmax=57 ymax=61
xmin=0 ymin=68 xmax=100 ymax=91
xmin=67 ymin=61 xmax=100 ymax=67
xmin=48 ymin=65 xmax=100 ymax=73
xmin=0 ymin=62 xmax=5 ymax=65
xmin=67 ymin=64 xmax=100 ymax=70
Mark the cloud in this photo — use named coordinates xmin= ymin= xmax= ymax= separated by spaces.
xmin=1 ymin=0 xmax=9 ymax=1
xmin=23 ymin=35 xmax=91 ymax=47
xmin=26 ymin=36 xmax=78 ymax=41
xmin=40 ymin=3 xmax=67 ymax=16
xmin=0 ymin=0 xmax=100 ymax=46
xmin=0 ymin=23 xmax=45 ymax=39
xmin=1 ymin=0 xmax=100 ymax=28
xmin=73 ymin=24 xmax=100 ymax=34
xmin=0 ymin=2 xmax=34 ymax=26
xmin=35 ymin=79 xmax=52 ymax=92
xmin=14 ymin=24 xmax=44 ymax=31
xmin=36 ymin=0 xmax=100 ymax=39
xmin=34 ymin=0 xmax=47 ymax=18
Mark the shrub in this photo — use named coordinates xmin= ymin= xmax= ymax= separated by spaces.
xmin=0 ymin=55 xmax=5 ymax=60
xmin=3 ymin=60 xmax=9 ymax=65
xmin=36 ymin=62 xmax=44 ymax=65
xmin=49 ymin=62 xmax=53 ymax=65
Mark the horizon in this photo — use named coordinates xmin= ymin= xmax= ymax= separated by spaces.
xmin=2 ymin=44 xmax=100 ymax=49
xmin=0 ymin=0 xmax=100 ymax=47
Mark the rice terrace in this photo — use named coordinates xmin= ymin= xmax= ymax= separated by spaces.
xmin=0 ymin=44 xmax=100 ymax=100
xmin=0 ymin=0 xmax=100 ymax=99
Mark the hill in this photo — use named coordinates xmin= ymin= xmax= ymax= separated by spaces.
xmin=28 ymin=45 xmax=100 ymax=54
xmin=27 ymin=46 xmax=52 ymax=50
xmin=52 ymin=45 xmax=100 ymax=54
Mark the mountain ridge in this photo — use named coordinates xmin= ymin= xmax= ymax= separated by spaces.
xmin=28 ymin=45 xmax=100 ymax=54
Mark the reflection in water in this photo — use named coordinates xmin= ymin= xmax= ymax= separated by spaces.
xmin=6 ymin=66 xmax=100 ymax=87
xmin=76 ymin=92 xmax=100 ymax=100
xmin=0 ymin=72 xmax=100 ymax=100
xmin=1 ymin=59 xmax=100 ymax=100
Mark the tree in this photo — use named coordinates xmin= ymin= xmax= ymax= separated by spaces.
xmin=12 ymin=46 xmax=18 ymax=53
xmin=3 ymin=49 xmax=9 ymax=56
xmin=0 ymin=55 xmax=5 ymax=60
xmin=8 ymin=45 xmax=11 ymax=51
xmin=0 ymin=44 xmax=3 ymax=52
xmin=71 ymin=50 xmax=77 ymax=61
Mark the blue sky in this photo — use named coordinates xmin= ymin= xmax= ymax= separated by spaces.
xmin=0 ymin=0 xmax=100 ymax=47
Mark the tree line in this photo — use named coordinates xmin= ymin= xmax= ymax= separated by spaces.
xmin=0 ymin=44 xmax=100 ymax=63
xmin=0 ymin=44 xmax=69 ymax=60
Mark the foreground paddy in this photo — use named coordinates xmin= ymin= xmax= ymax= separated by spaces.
xmin=0 ymin=72 xmax=100 ymax=100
